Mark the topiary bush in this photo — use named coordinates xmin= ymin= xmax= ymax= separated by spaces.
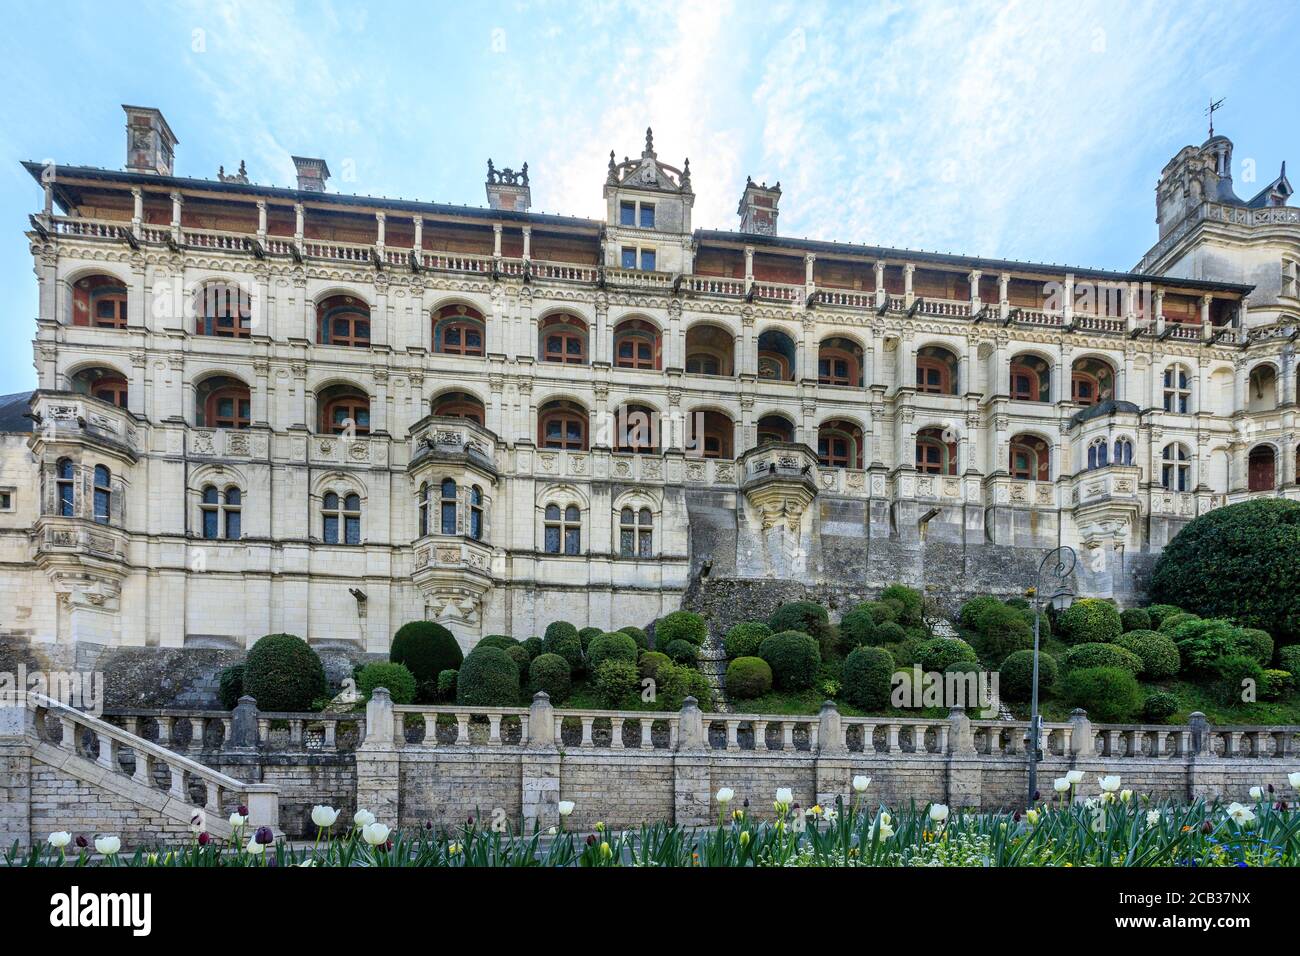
xmin=543 ymin=622 xmax=585 ymax=674
xmin=455 ymin=647 xmax=520 ymax=707
xmin=505 ymin=644 xmax=531 ymax=673
xmin=477 ymin=634 xmax=519 ymax=651
xmin=758 ymin=631 xmax=822 ymax=691
xmin=577 ymin=626 xmax=603 ymax=650
xmin=1142 ymin=691 xmax=1178 ymax=722
xmin=528 ymin=653 xmax=572 ymax=704
xmin=1116 ymin=630 xmax=1181 ymax=680
xmin=587 ymin=631 xmax=638 ymax=670
xmin=356 ymin=661 xmax=417 ymax=704
xmin=1279 ymin=645 xmax=1300 ymax=676
xmin=521 ymin=637 xmax=545 ymax=661
xmin=841 ymin=646 xmax=896 ymax=710
xmin=1145 ymin=604 xmax=1182 ymax=628
xmin=857 ymin=600 xmax=897 ymax=625
xmin=1062 ymin=642 xmax=1143 ymax=676
xmin=243 ymin=633 xmax=327 ymax=712
xmin=654 ymin=610 xmax=708 ymax=648
xmin=874 ymin=621 xmax=907 ymax=646
xmin=959 ymin=595 xmax=1004 ymax=630
xmin=592 ymin=659 xmax=639 ymax=708
xmin=1120 ymin=608 xmax=1152 ymax=633
xmin=663 ymin=639 xmax=699 ymax=666
xmin=1059 ymin=666 xmax=1143 ymax=722
xmin=1236 ymin=628 xmax=1274 ymax=668
xmin=618 ymin=626 xmax=649 ymax=650
xmin=878 ymin=584 xmax=924 ymax=626
xmin=436 ymin=669 xmax=458 ymax=701
xmin=966 ymin=602 xmax=1033 ymax=662
xmin=838 ymin=607 xmax=878 ymax=650
xmin=725 ymin=656 xmax=773 ymax=699
xmin=998 ymin=650 xmax=1058 ymax=702
xmin=724 ymin=621 xmax=773 ymax=660
xmin=217 ymin=664 xmax=245 ymax=710
xmin=916 ymin=637 xmax=978 ymax=673
xmin=1150 ymin=498 xmax=1300 ymax=645
xmin=769 ymin=600 xmax=829 ymax=637
xmin=1172 ymin=618 xmax=1249 ymax=676
xmin=638 ymin=650 xmax=671 ymax=681
xmin=390 ymin=621 xmax=464 ymax=687
xmin=1214 ymin=654 xmax=1265 ymax=705
xmin=1056 ymin=599 xmax=1122 ymax=645
xmin=1158 ymin=611 xmax=1201 ymax=633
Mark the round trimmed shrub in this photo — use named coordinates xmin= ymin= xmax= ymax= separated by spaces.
xmin=1059 ymin=666 xmax=1143 ymax=722
xmin=839 ymin=607 xmax=878 ymax=650
xmin=998 ymin=650 xmax=1058 ymax=703
xmin=521 ymin=637 xmax=545 ymax=661
xmin=543 ymin=620 xmax=579 ymax=651
xmin=356 ymin=661 xmax=417 ymax=704
xmin=390 ymin=621 xmax=463 ymax=686
xmin=1120 ymin=608 xmax=1152 ymax=633
xmin=587 ymin=631 xmax=638 ymax=670
xmin=916 ymin=637 xmax=977 ymax=673
xmin=1159 ymin=611 xmax=1201 ymax=633
xmin=1142 ymin=691 xmax=1178 ymax=722
xmin=1236 ymin=628 xmax=1274 ymax=667
xmin=592 ymin=660 xmax=639 ymax=708
xmin=1145 ymin=604 xmax=1182 ymax=627
xmin=655 ymin=611 xmax=708 ymax=647
xmin=455 ymin=647 xmax=520 ymax=707
xmin=243 ymin=633 xmax=327 ymax=712
xmin=436 ymin=669 xmax=457 ymax=700
xmin=841 ymin=646 xmax=896 ymax=709
xmin=618 ymin=626 xmax=649 ymax=650
xmin=638 ymin=650 xmax=671 ymax=681
xmin=874 ymin=621 xmax=907 ymax=646
xmin=217 ymin=664 xmax=245 ymax=710
xmin=856 ymin=600 xmax=897 ymax=625
xmin=1063 ymin=642 xmax=1143 ymax=676
xmin=758 ymin=631 xmax=822 ymax=691
xmin=1116 ymin=630 xmax=1180 ymax=680
xmin=663 ymin=639 xmax=699 ymax=666
xmin=878 ymin=585 xmax=924 ymax=626
xmin=1279 ymin=645 xmax=1300 ymax=676
xmin=768 ymin=601 xmax=831 ymax=643
xmin=1214 ymin=654 xmax=1265 ymax=705
xmin=967 ymin=602 xmax=1033 ymax=662
xmin=578 ymin=626 xmax=603 ymax=650
xmin=528 ymin=653 xmax=572 ymax=703
xmin=959 ymin=596 xmax=1004 ymax=630
xmin=1151 ymin=498 xmax=1300 ymax=645
xmin=1056 ymin=599 xmax=1122 ymax=645
xmin=476 ymin=634 xmax=519 ymax=652
xmin=505 ymin=644 xmax=531 ymax=672
xmin=726 ymin=657 xmax=773 ymax=699
xmin=724 ymin=622 xmax=772 ymax=660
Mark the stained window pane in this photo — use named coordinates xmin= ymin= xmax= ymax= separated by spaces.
xmin=345 ymin=494 xmax=361 ymax=511
xmin=564 ymin=528 xmax=580 ymax=555
xmin=441 ymin=502 xmax=456 ymax=535
xmin=59 ymin=485 xmax=74 ymax=517
xmin=203 ymin=509 xmax=218 ymax=539
xmin=93 ymin=489 xmax=109 ymax=523
xmin=545 ymin=504 xmax=560 ymax=521
xmin=620 ymin=529 xmax=634 ymax=556
xmin=226 ymin=487 xmax=241 ymax=505
xmin=545 ymin=526 xmax=560 ymax=553
xmin=324 ymin=492 xmax=339 ymax=509
xmin=470 ymin=510 xmax=482 ymax=540
xmin=323 ymin=515 xmax=338 ymax=544
xmin=203 ymin=486 xmax=219 ymax=504
xmin=639 ymin=530 xmax=653 ymax=556
xmin=225 ymin=510 xmax=240 ymax=539
xmin=345 ymin=516 xmax=361 ymax=545
xmin=565 ymin=505 xmax=579 ymax=522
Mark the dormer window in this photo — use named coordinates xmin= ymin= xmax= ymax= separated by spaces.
xmin=618 ymin=199 xmax=656 ymax=229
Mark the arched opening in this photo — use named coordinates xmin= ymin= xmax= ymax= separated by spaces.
xmin=684 ymin=324 xmax=734 ymax=377
xmin=55 ymin=458 xmax=74 ymax=516
xmin=686 ymin=410 xmax=733 ymax=459
xmin=1161 ymin=443 xmax=1191 ymax=491
xmin=469 ymin=485 xmax=484 ymax=540
xmin=539 ymin=314 xmax=588 ymax=365
xmin=195 ymin=281 xmax=252 ymax=337
xmin=1086 ymin=437 xmax=1109 ymax=470
xmin=538 ymin=400 xmax=588 ymax=450
xmin=195 ymin=375 xmax=251 ymax=429
xmin=612 ymin=318 xmax=661 ymax=370
xmin=1113 ymin=437 xmax=1134 ymax=466
xmin=916 ymin=345 xmax=959 ymax=395
xmin=431 ymin=391 xmax=485 ymax=424
xmin=71 ymin=367 xmax=128 ymax=408
xmin=322 ymin=490 xmax=362 ymax=545
xmin=432 ymin=304 xmax=485 ymax=356
xmin=1248 ymin=364 xmax=1278 ymax=413
xmin=817 ymin=419 xmax=864 ymax=468
xmin=92 ymin=464 xmax=111 ymax=524
xmin=916 ymin=426 xmax=957 ymax=475
xmin=1248 ymin=445 xmax=1277 ymax=492
xmin=1163 ymin=364 xmax=1192 ymax=413
xmin=544 ymin=503 xmax=582 ymax=555
xmin=818 ymin=337 xmax=863 ymax=387
xmin=757 ymin=329 xmax=796 ymax=382
xmin=71 ymin=274 xmax=128 ymax=329
xmin=1071 ymin=357 xmax=1115 ymax=406
xmin=756 ymin=414 xmax=795 ymax=445
xmin=317 ymin=384 xmax=371 ymax=435
xmin=1010 ymin=354 xmax=1051 ymax=402
xmin=201 ymin=484 xmax=242 ymax=540
xmin=619 ymin=506 xmax=654 ymax=557
xmin=1009 ymin=434 xmax=1050 ymax=481
xmin=317 ymin=294 xmax=371 ymax=348
xmin=614 ymin=403 xmax=659 ymax=454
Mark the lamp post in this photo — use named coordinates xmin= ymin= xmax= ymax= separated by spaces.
xmin=1026 ymin=546 xmax=1076 ymax=809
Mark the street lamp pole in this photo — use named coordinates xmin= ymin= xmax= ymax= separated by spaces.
xmin=1027 ymin=545 xmax=1076 ymax=809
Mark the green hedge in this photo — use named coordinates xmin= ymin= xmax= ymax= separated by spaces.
xmin=217 ymin=664 xmax=244 ymax=710
xmin=1236 ymin=628 xmax=1274 ymax=667
xmin=1059 ymin=666 xmax=1142 ymax=722
xmin=841 ymin=646 xmax=895 ymax=709
xmin=769 ymin=601 xmax=829 ymax=637
xmin=476 ymin=634 xmax=519 ymax=652
xmin=758 ymin=631 xmax=821 ymax=691
xmin=528 ymin=653 xmax=572 ymax=703
xmin=1159 ymin=612 xmax=1201 ymax=633
xmin=1056 ymin=599 xmax=1122 ymax=645
xmin=1279 ymin=645 xmax=1300 ymax=676
xmin=521 ymin=637 xmax=545 ymax=661
xmin=587 ymin=631 xmax=638 ymax=670
xmin=436 ymin=669 xmax=457 ymax=700
xmin=724 ymin=622 xmax=773 ymax=659
xmin=592 ymin=660 xmax=639 ymax=707
xmin=1115 ymin=630 xmax=1181 ymax=680
xmin=577 ymin=627 xmax=603 ymax=650
xmin=390 ymin=621 xmax=463 ymax=686
xmin=878 ymin=585 xmax=924 ymax=626
xmin=966 ymin=602 xmax=1033 ymax=662
xmin=618 ymin=626 xmax=649 ymax=650
xmin=1120 ymin=608 xmax=1152 ymax=632
xmin=654 ymin=611 xmax=708 ymax=647
xmin=356 ymin=662 xmax=417 ymax=704
xmin=455 ymin=647 xmax=520 ymax=707
xmin=243 ymin=633 xmax=327 ymax=712
xmin=1062 ymin=642 xmax=1143 ymax=676
xmin=1143 ymin=691 xmax=1178 ymax=722
xmin=542 ymin=622 xmax=585 ymax=674
xmin=638 ymin=651 xmax=671 ymax=681
xmin=1172 ymin=618 xmax=1249 ymax=676
xmin=916 ymin=637 xmax=977 ymax=673
xmin=997 ymin=650 xmax=1057 ymax=702
xmin=1145 ymin=604 xmax=1183 ymax=627
xmin=839 ymin=607 xmax=879 ymax=650
xmin=726 ymin=657 xmax=773 ymax=699
xmin=663 ymin=639 xmax=699 ymax=666
xmin=1214 ymin=654 xmax=1265 ymax=705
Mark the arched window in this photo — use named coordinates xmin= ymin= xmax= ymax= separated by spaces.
xmin=469 ymin=486 xmax=483 ymax=541
xmin=916 ymin=346 xmax=958 ymax=395
xmin=71 ymin=275 xmax=128 ymax=329
xmin=56 ymin=458 xmax=75 ymax=517
xmin=1071 ymin=357 xmax=1115 ymax=406
xmin=1248 ymin=365 xmax=1278 ymax=413
xmin=196 ymin=376 xmax=251 ymax=429
xmin=620 ymin=506 xmax=654 ymax=557
xmin=440 ymin=478 xmax=458 ymax=535
xmin=756 ymin=414 xmax=794 ymax=446
xmin=418 ymin=482 xmax=429 ymax=537
xmin=317 ymin=295 xmax=371 ymax=348
xmin=544 ymin=503 xmax=581 ymax=555
xmin=1161 ymin=443 xmax=1191 ymax=491
xmin=817 ymin=420 xmax=864 ymax=468
xmin=200 ymin=485 xmax=242 ymax=539
xmin=818 ymin=338 xmax=863 ymax=387
xmin=613 ymin=319 xmax=661 ymax=370
xmin=1010 ymin=354 xmax=1051 ymax=402
xmin=539 ymin=314 xmax=588 ymax=365
xmin=71 ymin=367 xmax=129 ymax=409
xmin=1163 ymin=365 xmax=1191 ymax=413
xmin=322 ymin=491 xmax=362 ymax=545
xmin=92 ymin=465 xmax=111 ymax=524
xmin=757 ymin=330 xmax=796 ymax=382
xmin=432 ymin=304 xmax=485 ymax=356
xmin=1087 ymin=438 xmax=1109 ymax=470
xmin=318 ymin=386 xmax=370 ymax=435
xmin=687 ymin=410 xmax=733 ymax=459
xmin=915 ymin=427 xmax=957 ymax=476
xmin=1010 ymin=435 xmax=1050 ymax=481
xmin=1248 ymin=445 xmax=1276 ymax=492
xmin=195 ymin=282 xmax=252 ymax=337
xmin=431 ymin=391 xmax=485 ymax=424
xmin=684 ymin=324 xmax=734 ymax=377
xmin=615 ymin=404 xmax=659 ymax=454
xmin=538 ymin=401 xmax=588 ymax=450
xmin=1113 ymin=437 xmax=1133 ymax=466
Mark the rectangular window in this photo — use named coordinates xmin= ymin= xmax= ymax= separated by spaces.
xmin=203 ymin=510 xmax=218 ymax=539
xmin=58 ymin=483 xmax=74 ymax=517
xmin=441 ymin=502 xmax=456 ymax=535
xmin=640 ymin=249 xmax=656 ymax=271
xmin=225 ymin=510 xmax=241 ymax=540
xmin=93 ymin=489 xmax=110 ymax=524
xmin=345 ymin=515 xmax=361 ymax=545
xmin=323 ymin=515 xmax=339 ymax=544
xmin=0 ymin=490 xmax=11 ymax=511
xmin=620 ymin=529 xmax=634 ymax=557
xmin=620 ymin=201 xmax=635 ymax=226
xmin=545 ymin=526 xmax=561 ymax=554
xmin=621 ymin=247 xmax=637 ymax=269
xmin=638 ymin=530 xmax=653 ymax=557
xmin=639 ymin=204 xmax=655 ymax=228
xmin=564 ymin=528 xmax=581 ymax=555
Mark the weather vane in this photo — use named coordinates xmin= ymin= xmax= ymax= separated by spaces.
xmin=1206 ymin=96 xmax=1225 ymax=137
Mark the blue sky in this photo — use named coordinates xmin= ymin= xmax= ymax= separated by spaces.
xmin=0 ymin=0 xmax=1296 ymax=391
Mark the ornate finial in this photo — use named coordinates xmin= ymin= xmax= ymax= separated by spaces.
xmin=607 ymin=150 xmax=618 ymax=185
xmin=487 ymin=158 xmax=496 ymax=182
xmin=681 ymin=157 xmax=691 ymax=189
xmin=238 ymin=160 xmax=247 ymax=177
xmin=645 ymin=126 xmax=654 ymax=156
xmin=1206 ymin=96 xmax=1225 ymax=138
xmin=521 ymin=162 xmax=528 ymax=186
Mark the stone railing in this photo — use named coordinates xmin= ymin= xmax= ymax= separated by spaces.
xmin=101 ymin=699 xmax=364 ymax=754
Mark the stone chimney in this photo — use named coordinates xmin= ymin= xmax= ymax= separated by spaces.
xmin=123 ymin=105 xmax=178 ymax=176
xmin=292 ymin=156 xmax=330 ymax=192
xmin=485 ymin=159 xmax=531 ymax=212
xmin=738 ymin=177 xmax=780 ymax=236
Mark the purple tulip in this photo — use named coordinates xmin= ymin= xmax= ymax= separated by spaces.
xmin=255 ymin=826 xmax=274 ymax=845
xmin=75 ymin=835 xmax=88 ymax=849
xmin=237 ymin=804 xmax=249 ymax=817
xmin=198 ymin=832 xmax=211 ymax=846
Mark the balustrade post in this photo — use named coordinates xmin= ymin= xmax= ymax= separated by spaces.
xmin=817 ymin=701 xmax=846 ymax=755
xmin=488 ymin=715 xmax=502 ymax=746
xmin=525 ymin=692 xmax=556 ymax=749
xmin=1068 ymin=708 xmax=1095 ymax=757
xmin=1188 ymin=712 xmax=1210 ymax=756
xmin=95 ymin=732 xmax=118 ymax=772
xmin=639 ymin=718 xmax=653 ymax=750
xmin=676 ymin=697 xmax=706 ymax=751
xmin=753 ymin=720 xmax=768 ymax=752
xmin=610 ymin=717 xmax=625 ymax=750
xmin=455 ymin=713 xmax=472 ymax=745
xmin=230 ymin=696 xmax=260 ymax=752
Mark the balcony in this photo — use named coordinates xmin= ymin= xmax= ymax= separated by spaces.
xmin=408 ymin=416 xmax=499 ymax=476
xmin=29 ymin=391 xmax=140 ymax=461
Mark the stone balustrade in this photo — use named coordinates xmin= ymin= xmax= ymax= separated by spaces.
xmin=101 ymin=702 xmax=364 ymax=754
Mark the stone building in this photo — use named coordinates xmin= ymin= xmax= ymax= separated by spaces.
xmin=0 ymin=107 xmax=1296 ymax=655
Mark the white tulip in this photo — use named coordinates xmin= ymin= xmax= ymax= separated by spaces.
xmin=775 ymin=788 xmax=793 ymax=805
xmin=48 ymin=831 xmax=72 ymax=849
xmin=872 ymin=812 xmax=893 ymax=839
xmin=1120 ymin=790 xmax=1133 ymax=804
xmin=824 ymin=807 xmax=838 ymax=823
xmin=228 ymin=811 xmax=247 ymax=829
xmin=715 ymin=787 xmax=735 ymax=804
xmin=1053 ymin=777 xmax=1070 ymax=793
xmin=1249 ymin=786 xmax=1264 ymax=801
xmin=311 ymin=805 xmax=340 ymax=828
xmin=245 ymin=835 xmax=264 ymax=856
xmin=1226 ymin=802 xmax=1256 ymax=826
xmin=353 ymin=809 xmax=375 ymax=828
xmin=557 ymin=800 xmax=575 ymax=817
xmin=929 ymin=803 xmax=949 ymax=824
xmin=1065 ymin=770 xmax=1084 ymax=785
xmin=1098 ymin=775 xmax=1121 ymax=793
xmin=852 ymin=775 xmax=871 ymax=793
xmin=1025 ymin=809 xmax=1039 ymax=826
xmin=94 ymin=836 xmax=120 ymax=856
xmin=1290 ymin=772 xmax=1300 ymax=791
xmin=362 ymin=822 xmax=391 ymax=846
xmin=1146 ymin=810 xmax=1161 ymax=827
